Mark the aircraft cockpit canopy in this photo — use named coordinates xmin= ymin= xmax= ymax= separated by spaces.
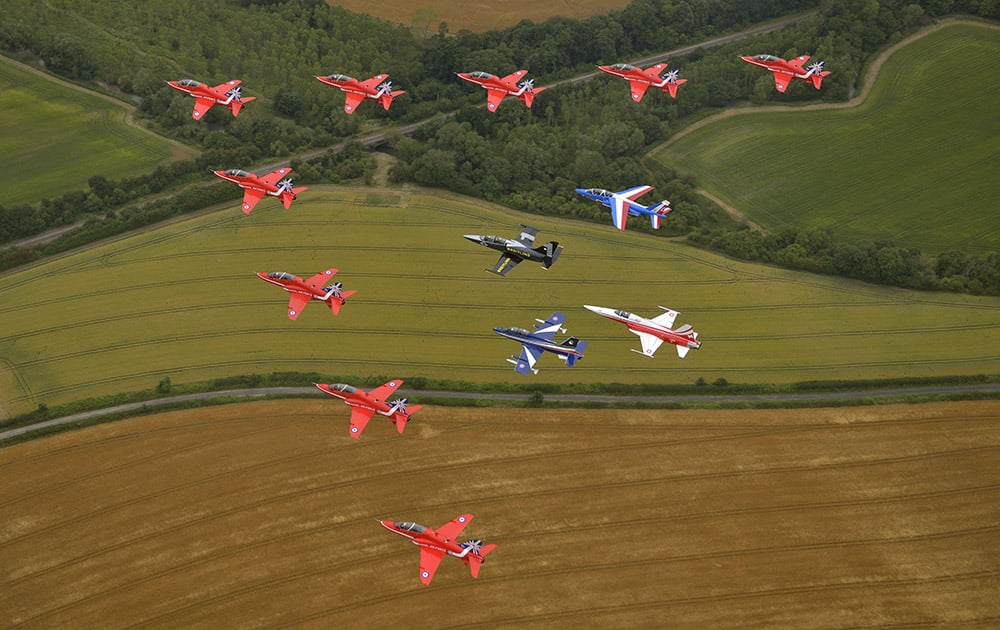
xmin=500 ymin=327 xmax=532 ymax=337
xmin=395 ymin=521 xmax=426 ymax=533
xmin=324 ymin=74 xmax=352 ymax=83
xmin=468 ymin=71 xmax=494 ymax=80
xmin=614 ymin=310 xmax=633 ymax=319
xmin=585 ymin=188 xmax=612 ymax=197
xmin=753 ymin=54 xmax=780 ymax=62
xmin=484 ymin=235 xmax=507 ymax=245
xmin=267 ymin=271 xmax=296 ymax=281
xmin=329 ymin=383 xmax=357 ymax=394
xmin=224 ymin=169 xmax=250 ymax=178
xmin=176 ymin=79 xmax=201 ymax=87
xmin=609 ymin=63 xmax=636 ymax=71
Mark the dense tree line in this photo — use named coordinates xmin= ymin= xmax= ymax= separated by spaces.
xmin=2 ymin=0 xmax=998 ymax=293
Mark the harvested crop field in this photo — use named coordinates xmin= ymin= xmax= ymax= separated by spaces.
xmin=3 ymin=400 xmax=998 ymax=627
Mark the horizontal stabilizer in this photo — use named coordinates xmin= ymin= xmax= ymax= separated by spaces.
xmin=468 ymin=543 xmax=497 ymax=579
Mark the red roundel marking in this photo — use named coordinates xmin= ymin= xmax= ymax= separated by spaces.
xmin=458 ymin=516 xmax=467 ymax=523
xmin=351 ymin=427 xmax=359 ymax=433
xmin=421 ymin=571 xmax=430 ymax=578
xmin=389 ymin=381 xmax=396 ymax=386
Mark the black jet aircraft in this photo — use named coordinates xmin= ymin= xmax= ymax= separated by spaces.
xmin=463 ymin=224 xmax=562 ymax=276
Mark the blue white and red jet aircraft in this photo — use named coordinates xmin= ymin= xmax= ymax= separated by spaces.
xmin=598 ymin=62 xmax=687 ymax=101
xmin=315 ymin=379 xmax=421 ymax=438
xmin=315 ymin=73 xmax=405 ymax=114
xmin=741 ymin=54 xmax=831 ymax=93
xmin=584 ymin=304 xmax=701 ymax=358
xmin=494 ymin=312 xmax=587 ymax=374
xmin=575 ymin=185 xmax=672 ymax=231
xmin=256 ymin=268 xmax=355 ymax=319
xmin=167 ymin=79 xmax=255 ymax=119
xmin=213 ymin=167 xmax=307 ymax=214
xmin=380 ymin=514 xmax=496 ymax=585
xmin=456 ymin=69 xmax=545 ymax=112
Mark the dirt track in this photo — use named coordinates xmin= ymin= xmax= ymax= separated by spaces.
xmin=2 ymin=400 xmax=998 ymax=628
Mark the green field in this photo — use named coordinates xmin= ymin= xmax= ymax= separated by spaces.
xmin=0 ymin=58 xmax=192 ymax=206
xmin=0 ymin=186 xmax=997 ymax=418
xmin=654 ymin=21 xmax=1000 ymax=255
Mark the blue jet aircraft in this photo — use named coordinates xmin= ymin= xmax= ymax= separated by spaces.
xmin=494 ymin=312 xmax=587 ymax=374
xmin=575 ymin=185 xmax=672 ymax=231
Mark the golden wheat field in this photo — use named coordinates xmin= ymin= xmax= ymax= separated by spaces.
xmin=2 ymin=400 xmax=998 ymax=628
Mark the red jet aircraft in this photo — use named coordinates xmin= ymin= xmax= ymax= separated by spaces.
xmin=456 ymin=70 xmax=545 ymax=112
xmin=315 ymin=73 xmax=406 ymax=114
xmin=167 ymin=79 xmax=256 ymax=119
xmin=598 ymin=62 xmax=687 ymax=101
xmin=380 ymin=514 xmax=496 ymax=585
xmin=256 ymin=268 xmax=355 ymax=320
xmin=741 ymin=54 xmax=831 ymax=93
xmin=315 ymin=379 xmax=422 ymax=438
xmin=584 ymin=304 xmax=701 ymax=358
xmin=213 ymin=167 xmax=307 ymax=214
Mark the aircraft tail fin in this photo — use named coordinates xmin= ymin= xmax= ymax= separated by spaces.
xmin=540 ymin=242 xmax=562 ymax=269
xmin=562 ymin=339 xmax=588 ymax=366
xmin=521 ymin=86 xmax=545 ymax=108
xmin=229 ymin=96 xmax=256 ymax=117
xmin=396 ymin=405 xmax=421 ymax=434
xmin=648 ymin=201 xmax=672 ymax=230
xmin=280 ymin=186 xmax=308 ymax=209
xmin=379 ymin=90 xmax=406 ymax=111
xmin=328 ymin=290 xmax=356 ymax=316
xmin=467 ymin=542 xmax=497 ymax=579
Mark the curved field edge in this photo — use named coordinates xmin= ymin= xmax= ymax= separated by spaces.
xmin=0 ymin=56 xmax=195 ymax=206
xmin=0 ymin=185 xmax=998 ymax=417
xmin=651 ymin=19 xmax=1000 ymax=254
xmin=1 ymin=399 xmax=998 ymax=627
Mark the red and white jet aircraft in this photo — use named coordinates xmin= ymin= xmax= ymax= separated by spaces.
xmin=256 ymin=268 xmax=355 ymax=320
xmin=380 ymin=514 xmax=496 ymax=585
xmin=598 ymin=62 xmax=687 ymax=101
xmin=315 ymin=73 xmax=406 ymax=114
xmin=456 ymin=70 xmax=545 ymax=112
xmin=584 ymin=304 xmax=701 ymax=358
xmin=166 ymin=79 xmax=256 ymax=119
xmin=213 ymin=167 xmax=307 ymax=214
xmin=741 ymin=54 xmax=831 ymax=93
xmin=315 ymin=379 xmax=422 ymax=438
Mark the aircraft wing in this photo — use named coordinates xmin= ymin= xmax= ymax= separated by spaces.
xmin=490 ymin=253 xmax=521 ymax=276
xmin=211 ymin=79 xmax=240 ymax=94
xmin=418 ymin=547 xmax=445 ymax=585
xmin=436 ymin=514 xmax=474 ymax=541
xmin=305 ymin=268 xmax=337 ymax=290
xmin=260 ymin=168 xmax=291 ymax=186
xmin=772 ymin=71 xmax=793 ymax=93
xmin=650 ymin=308 xmax=679 ymax=328
xmin=368 ymin=379 xmax=404 ymax=403
xmin=485 ymin=89 xmax=506 ymax=112
xmin=518 ymin=225 xmax=538 ymax=244
xmin=533 ymin=312 xmax=565 ymax=340
xmin=241 ymin=188 xmax=265 ymax=214
xmin=343 ymin=91 xmax=366 ymax=113
xmin=360 ymin=74 xmax=388 ymax=90
xmin=619 ymin=185 xmax=654 ymax=201
xmin=514 ymin=344 xmax=545 ymax=374
xmin=788 ymin=55 xmax=810 ymax=69
xmin=287 ymin=292 xmax=311 ymax=320
xmin=610 ymin=196 xmax=629 ymax=230
xmin=500 ymin=70 xmax=528 ymax=88
xmin=348 ymin=406 xmax=374 ymax=438
xmin=191 ymin=98 xmax=215 ymax=120
xmin=634 ymin=331 xmax=665 ymax=357
xmin=627 ymin=80 xmax=650 ymax=102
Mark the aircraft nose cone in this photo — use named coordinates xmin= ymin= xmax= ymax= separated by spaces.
xmin=463 ymin=234 xmax=482 ymax=243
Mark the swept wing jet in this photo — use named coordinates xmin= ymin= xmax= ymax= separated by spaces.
xmin=315 ymin=73 xmax=405 ymax=114
xmin=463 ymin=224 xmax=562 ymax=276
xmin=575 ymin=185 xmax=671 ymax=231
xmin=584 ymin=304 xmax=701 ymax=358
xmin=598 ymin=62 xmax=687 ymax=101
xmin=256 ymin=268 xmax=355 ymax=319
xmin=456 ymin=69 xmax=545 ymax=112
xmin=380 ymin=514 xmax=496 ymax=585
xmin=741 ymin=54 xmax=831 ymax=93
xmin=167 ymin=79 xmax=255 ymax=119
xmin=494 ymin=312 xmax=587 ymax=374
xmin=213 ymin=167 xmax=307 ymax=214
xmin=315 ymin=379 xmax=421 ymax=438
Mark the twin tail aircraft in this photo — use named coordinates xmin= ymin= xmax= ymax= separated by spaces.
xmin=464 ymin=224 xmax=562 ymax=276
xmin=381 ymin=514 xmax=496 ymax=585
xmin=316 ymin=379 xmax=421 ymax=438
xmin=256 ymin=268 xmax=355 ymax=319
